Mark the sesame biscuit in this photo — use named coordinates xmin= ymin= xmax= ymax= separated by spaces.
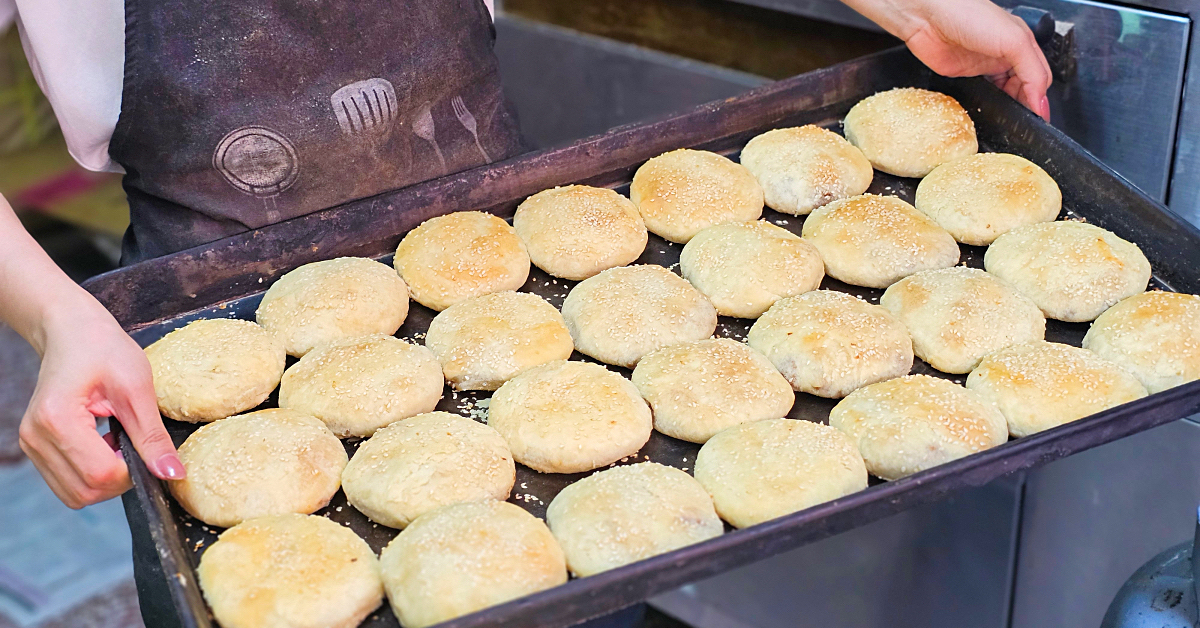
xmin=829 ymin=375 xmax=1008 ymax=480
xmin=694 ymin=418 xmax=868 ymax=528
xmin=748 ymin=290 xmax=914 ymax=399
xmin=915 ymin=153 xmax=1061 ymax=245
xmin=739 ymin=125 xmax=873 ymax=215
xmin=801 ymin=194 xmax=960 ymax=289
xmin=561 ymin=264 xmax=718 ymax=368
xmin=967 ymin=341 xmax=1147 ymax=436
xmin=168 ymin=409 xmax=347 ymax=528
xmin=278 ymin=334 xmax=444 ymax=437
xmin=880 ymin=267 xmax=1046 ymax=374
xmin=487 ymin=360 xmax=652 ymax=474
xmin=198 ymin=514 xmax=383 ymax=628
xmin=145 ymin=318 xmax=286 ymax=423
xmin=256 ymin=257 xmax=410 ymax=357
xmin=632 ymin=338 xmax=795 ymax=443
xmin=984 ymin=221 xmax=1151 ymax=322
xmin=1083 ymin=291 xmax=1200 ymax=393
xmin=680 ymin=220 xmax=824 ymax=319
xmin=843 ymin=87 xmax=978 ymax=178
xmin=545 ymin=462 xmax=723 ymax=577
xmin=394 ymin=211 xmax=531 ymax=311
xmin=424 ymin=291 xmax=573 ymax=391
xmin=341 ymin=412 xmax=515 ymax=529
xmin=629 ymin=148 xmax=764 ymax=243
xmin=379 ymin=501 xmax=566 ymax=628
xmin=514 ymin=185 xmax=648 ymax=280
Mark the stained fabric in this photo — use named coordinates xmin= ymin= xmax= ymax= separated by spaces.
xmin=109 ymin=0 xmax=523 ymax=263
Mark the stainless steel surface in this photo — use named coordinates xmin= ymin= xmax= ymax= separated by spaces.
xmin=494 ymin=15 xmax=767 ymax=149
xmin=1012 ymin=420 xmax=1200 ymax=628
xmin=995 ymin=0 xmax=1189 ymax=206
xmin=650 ymin=475 xmax=1023 ymax=628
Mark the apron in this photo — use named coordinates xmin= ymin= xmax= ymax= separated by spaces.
xmin=114 ymin=1 xmax=521 ymax=623
xmin=109 ymin=0 xmax=524 ymax=264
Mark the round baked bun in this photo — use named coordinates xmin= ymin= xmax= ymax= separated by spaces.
xmin=546 ymin=462 xmax=723 ymax=577
xmin=255 ymin=257 xmax=409 ymax=357
xmin=424 ymin=291 xmax=574 ymax=391
xmin=168 ymin=409 xmax=346 ymax=527
xmin=394 ymin=211 xmax=531 ymax=311
xmin=802 ymin=194 xmax=960 ymax=289
xmin=562 ymin=265 xmax=718 ymax=368
xmin=278 ymin=334 xmax=443 ymax=437
xmin=341 ymin=412 xmax=515 ymax=529
xmin=629 ymin=148 xmax=764 ymax=243
xmin=379 ymin=500 xmax=566 ymax=628
xmin=984 ymin=221 xmax=1152 ymax=322
xmin=915 ymin=153 xmax=1061 ymax=245
xmin=632 ymin=338 xmax=794 ymax=443
xmin=488 ymin=360 xmax=652 ymax=473
xmin=967 ymin=341 xmax=1147 ymax=437
xmin=739 ymin=125 xmax=873 ymax=215
xmin=880 ymin=267 xmax=1046 ymax=374
xmin=513 ymin=185 xmax=648 ymax=280
xmin=680 ymin=221 xmax=824 ymax=318
xmin=145 ymin=318 xmax=285 ymax=422
xmin=693 ymin=418 xmax=867 ymax=528
xmin=1083 ymin=291 xmax=1200 ymax=393
xmin=748 ymin=290 xmax=914 ymax=398
xmin=829 ymin=374 xmax=1007 ymax=480
xmin=198 ymin=514 xmax=383 ymax=628
xmin=843 ymin=87 xmax=978 ymax=178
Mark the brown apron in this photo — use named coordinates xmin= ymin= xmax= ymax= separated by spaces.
xmin=109 ymin=0 xmax=523 ymax=263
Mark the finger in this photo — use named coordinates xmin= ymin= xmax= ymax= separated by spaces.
xmin=20 ymin=422 xmax=129 ymax=507
xmin=106 ymin=370 xmax=185 ymax=481
xmin=1000 ymin=75 xmax=1024 ymax=102
xmin=26 ymin=399 xmax=133 ymax=497
xmin=22 ymin=444 xmax=85 ymax=509
xmin=1002 ymin=21 xmax=1053 ymax=120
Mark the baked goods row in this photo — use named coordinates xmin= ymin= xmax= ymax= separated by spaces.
xmin=142 ymin=87 xmax=1200 ymax=628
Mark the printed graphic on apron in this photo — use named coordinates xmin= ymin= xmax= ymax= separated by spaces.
xmin=450 ymin=95 xmax=491 ymax=163
xmin=331 ymin=78 xmax=398 ymax=137
xmin=412 ymin=101 xmax=447 ymax=174
xmin=212 ymin=126 xmax=299 ymax=220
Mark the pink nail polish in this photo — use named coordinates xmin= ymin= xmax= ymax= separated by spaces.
xmin=1040 ymin=95 xmax=1051 ymax=119
xmin=156 ymin=454 xmax=186 ymax=480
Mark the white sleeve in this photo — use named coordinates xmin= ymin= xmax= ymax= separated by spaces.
xmin=0 ymin=0 xmax=17 ymax=32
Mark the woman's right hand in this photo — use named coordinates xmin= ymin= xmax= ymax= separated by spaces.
xmin=18 ymin=297 xmax=184 ymax=509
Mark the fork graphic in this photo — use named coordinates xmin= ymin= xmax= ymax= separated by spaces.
xmin=412 ymin=103 xmax=447 ymax=174
xmin=451 ymin=95 xmax=491 ymax=163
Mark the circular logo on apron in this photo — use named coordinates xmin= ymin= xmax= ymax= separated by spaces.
xmin=212 ymin=126 xmax=300 ymax=197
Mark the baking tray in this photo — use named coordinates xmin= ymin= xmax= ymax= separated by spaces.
xmin=87 ymin=48 xmax=1200 ymax=628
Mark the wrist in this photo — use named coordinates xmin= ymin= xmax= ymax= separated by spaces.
xmin=32 ymin=286 xmax=117 ymax=356
xmin=841 ymin=0 xmax=934 ymax=40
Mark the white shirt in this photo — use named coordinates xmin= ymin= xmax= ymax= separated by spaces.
xmin=0 ymin=0 xmax=494 ymax=173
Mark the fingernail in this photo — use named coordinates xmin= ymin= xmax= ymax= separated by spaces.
xmin=1040 ymin=95 xmax=1051 ymax=119
xmin=156 ymin=454 xmax=186 ymax=480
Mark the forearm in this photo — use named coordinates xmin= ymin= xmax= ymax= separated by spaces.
xmin=0 ymin=193 xmax=108 ymax=355
xmin=838 ymin=0 xmax=935 ymax=39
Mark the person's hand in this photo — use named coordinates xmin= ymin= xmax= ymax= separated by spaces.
xmin=843 ymin=0 xmax=1052 ymax=120
xmin=18 ymin=298 xmax=184 ymax=509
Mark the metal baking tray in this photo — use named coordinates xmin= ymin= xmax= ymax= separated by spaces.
xmin=87 ymin=48 xmax=1200 ymax=628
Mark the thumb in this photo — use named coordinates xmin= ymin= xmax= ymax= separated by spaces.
xmin=107 ymin=371 xmax=185 ymax=481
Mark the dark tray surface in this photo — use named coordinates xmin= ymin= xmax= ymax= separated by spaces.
xmin=132 ymin=130 xmax=1172 ymax=628
xmin=106 ymin=48 xmax=1200 ymax=628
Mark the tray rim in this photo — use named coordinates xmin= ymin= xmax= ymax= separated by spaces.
xmin=104 ymin=46 xmax=1200 ymax=628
